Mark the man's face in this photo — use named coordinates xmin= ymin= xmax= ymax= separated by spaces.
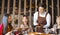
xmin=38 ymin=7 xmax=44 ymax=13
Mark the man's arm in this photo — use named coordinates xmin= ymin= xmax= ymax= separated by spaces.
xmin=43 ymin=13 xmax=51 ymax=28
xmin=33 ymin=12 xmax=38 ymax=26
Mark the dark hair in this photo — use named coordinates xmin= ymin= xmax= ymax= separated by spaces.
xmin=39 ymin=3 xmax=46 ymax=9
xmin=7 ymin=14 xmax=11 ymax=17
xmin=5 ymin=13 xmax=11 ymax=17
xmin=23 ymin=15 xmax=28 ymax=19
xmin=23 ymin=15 xmax=29 ymax=25
xmin=23 ymin=15 xmax=27 ymax=17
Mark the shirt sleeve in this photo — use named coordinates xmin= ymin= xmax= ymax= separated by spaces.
xmin=33 ymin=12 xmax=38 ymax=26
xmin=43 ymin=13 xmax=51 ymax=28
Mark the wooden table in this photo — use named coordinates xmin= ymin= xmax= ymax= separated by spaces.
xmin=28 ymin=32 xmax=51 ymax=35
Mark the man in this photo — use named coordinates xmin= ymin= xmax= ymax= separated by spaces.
xmin=11 ymin=7 xmax=18 ymax=29
xmin=33 ymin=3 xmax=51 ymax=33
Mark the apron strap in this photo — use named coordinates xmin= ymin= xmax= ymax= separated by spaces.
xmin=38 ymin=11 xmax=39 ymax=17
xmin=45 ymin=12 xmax=48 ymax=18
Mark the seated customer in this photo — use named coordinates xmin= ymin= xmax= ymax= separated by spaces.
xmin=7 ymin=14 xmax=13 ymax=32
xmin=50 ymin=16 xmax=60 ymax=34
xmin=20 ymin=15 xmax=29 ymax=30
xmin=20 ymin=15 xmax=33 ymax=34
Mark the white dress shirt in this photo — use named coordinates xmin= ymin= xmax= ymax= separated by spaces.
xmin=33 ymin=11 xmax=51 ymax=28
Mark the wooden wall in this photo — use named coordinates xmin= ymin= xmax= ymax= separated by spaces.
xmin=0 ymin=0 xmax=60 ymax=28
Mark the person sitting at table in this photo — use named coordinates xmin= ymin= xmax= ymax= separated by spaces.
xmin=19 ymin=15 xmax=29 ymax=34
xmin=7 ymin=14 xmax=13 ymax=32
xmin=33 ymin=3 xmax=51 ymax=33
xmin=20 ymin=15 xmax=29 ymax=30
xmin=50 ymin=16 xmax=60 ymax=34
